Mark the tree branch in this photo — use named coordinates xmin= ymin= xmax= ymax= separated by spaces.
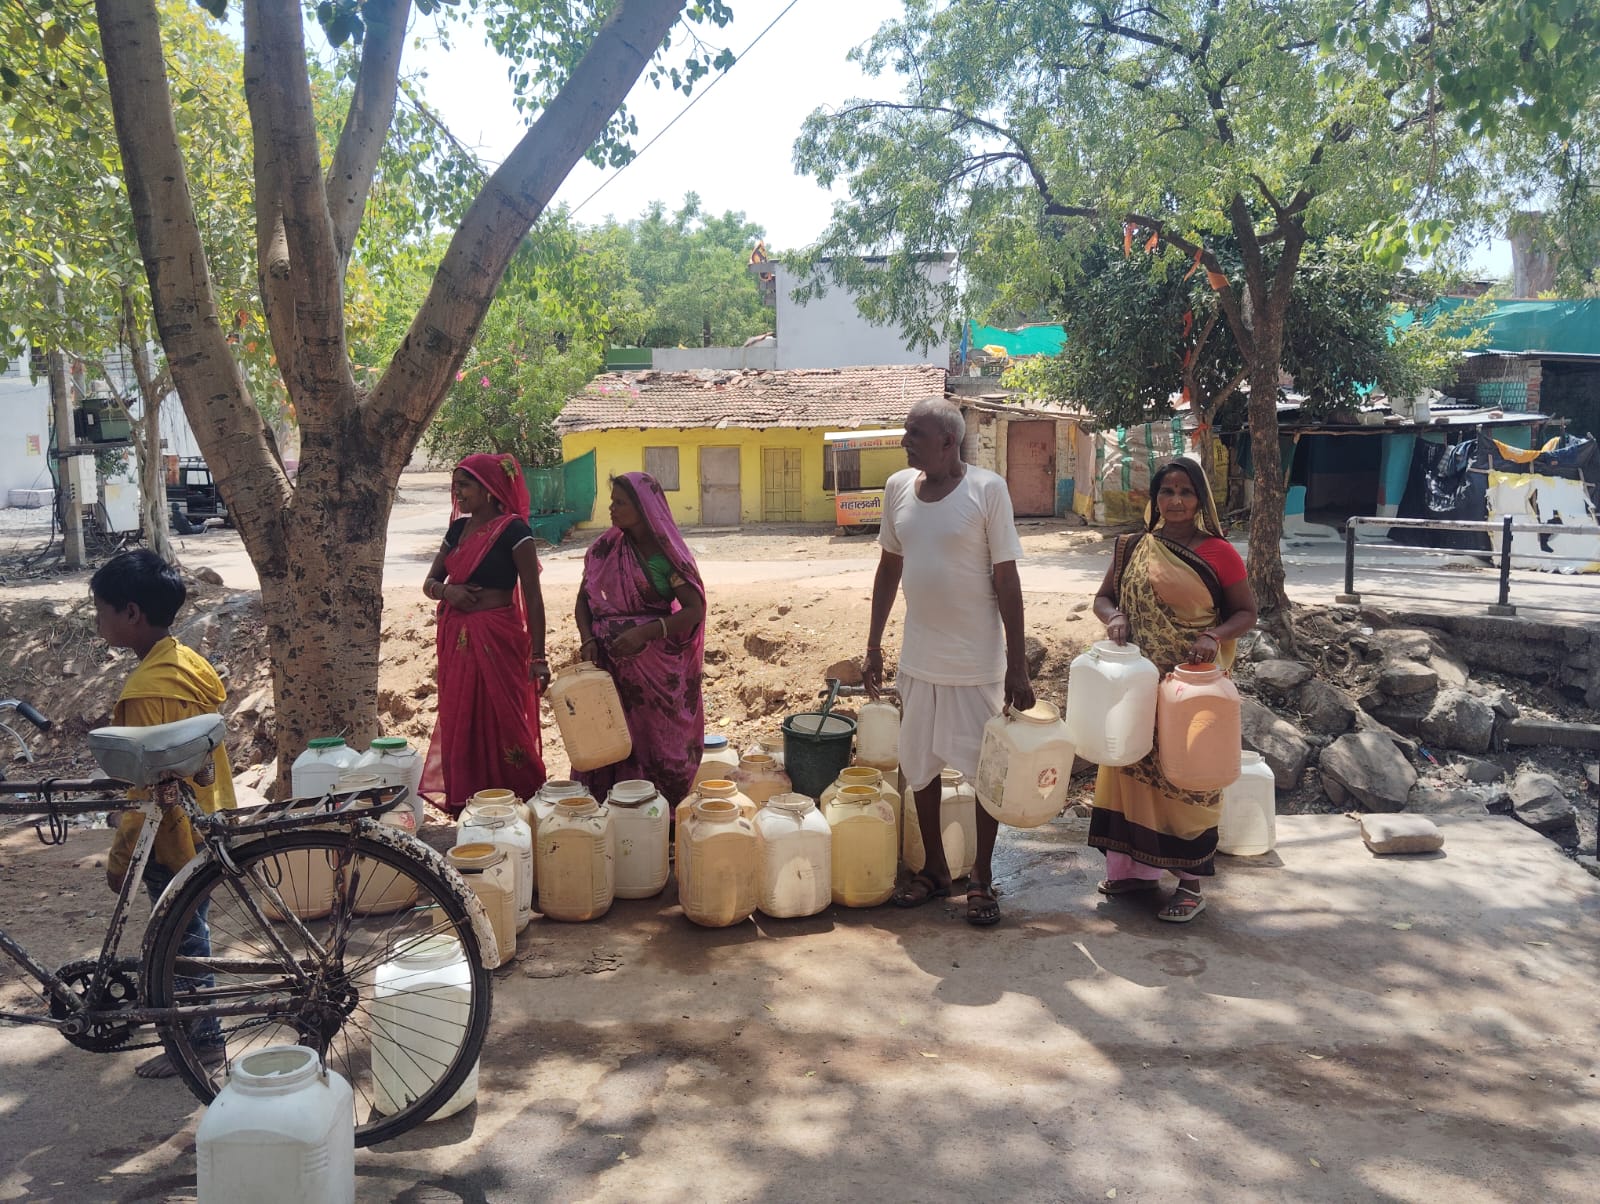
xmin=367 ymin=0 xmax=691 ymax=476
xmin=242 ymin=0 xmax=354 ymax=411
xmin=326 ymin=0 xmax=410 ymax=262
xmin=95 ymin=0 xmax=290 ymax=574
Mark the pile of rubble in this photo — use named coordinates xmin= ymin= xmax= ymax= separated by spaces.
xmin=1233 ymin=606 xmax=1597 ymax=861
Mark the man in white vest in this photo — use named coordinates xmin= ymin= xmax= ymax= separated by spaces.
xmin=863 ymin=397 xmax=1034 ymax=925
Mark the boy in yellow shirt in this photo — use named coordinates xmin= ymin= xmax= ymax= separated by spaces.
xmin=91 ymin=550 xmax=234 ymax=1078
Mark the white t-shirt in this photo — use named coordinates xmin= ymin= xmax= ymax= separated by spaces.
xmin=878 ymin=466 xmax=1024 ymax=685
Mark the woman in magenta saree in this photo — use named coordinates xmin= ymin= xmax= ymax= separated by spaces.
xmin=574 ymin=473 xmax=706 ymax=806
xmin=420 ymin=453 xmax=549 ymax=817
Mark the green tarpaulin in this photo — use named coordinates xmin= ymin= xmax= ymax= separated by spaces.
xmin=968 ymin=322 xmax=1066 ymax=358
xmin=523 ymin=450 xmax=597 ymax=544
xmin=1426 ymin=298 xmax=1600 ymax=356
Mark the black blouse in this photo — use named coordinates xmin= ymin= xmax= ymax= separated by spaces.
xmin=444 ymin=517 xmax=535 ymax=590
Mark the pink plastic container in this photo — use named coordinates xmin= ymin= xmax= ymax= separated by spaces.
xmin=1156 ymin=664 xmax=1242 ymax=792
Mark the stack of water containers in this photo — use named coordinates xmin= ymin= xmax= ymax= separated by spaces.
xmin=457 ymin=802 xmax=533 ymax=933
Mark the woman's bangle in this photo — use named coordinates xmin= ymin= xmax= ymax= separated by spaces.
xmin=424 ymin=579 xmax=440 ymax=600
xmin=657 ymin=617 xmax=669 ymax=640
xmin=531 ymin=654 xmax=548 ymax=663
xmin=1199 ymin=631 xmax=1219 ymax=643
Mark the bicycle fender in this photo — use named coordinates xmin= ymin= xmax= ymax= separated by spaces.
xmin=353 ymin=819 xmax=501 ymax=969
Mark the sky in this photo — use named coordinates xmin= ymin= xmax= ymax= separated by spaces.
xmin=419 ymin=0 xmax=1510 ymax=275
xmin=422 ymin=0 xmax=898 ymax=251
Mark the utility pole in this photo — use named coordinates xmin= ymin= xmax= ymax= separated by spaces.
xmin=49 ymin=347 xmax=86 ymax=568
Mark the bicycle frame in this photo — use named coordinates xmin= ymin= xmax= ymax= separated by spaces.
xmin=0 ymin=787 xmax=171 ymax=1033
xmin=0 ymin=781 xmax=409 ymax=1038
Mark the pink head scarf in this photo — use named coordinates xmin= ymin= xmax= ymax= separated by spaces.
xmin=454 ymin=452 xmax=530 ymax=524
xmin=611 ymin=471 xmax=703 ymax=600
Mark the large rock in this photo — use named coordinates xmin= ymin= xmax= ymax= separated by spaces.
xmin=1024 ymin=636 xmax=1048 ymax=678
xmin=1378 ymin=660 xmax=1438 ymax=697
xmin=1454 ymin=755 xmax=1504 ymax=785
xmin=1407 ymin=784 xmax=1492 ymax=816
xmin=1319 ymin=732 xmax=1418 ymax=812
xmin=1368 ymin=694 xmax=1431 ymax=738
xmin=1507 ymin=771 xmax=1578 ymax=838
xmin=1253 ymin=659 xmax=1313 ymax=698
xmin=1239 ymin=698 xmax=1312 ymax=790
xmin=1293 ymin=678 xmax=1358 ymax=736
xmin=1418 ymin=688 xmax=1496 ymax=755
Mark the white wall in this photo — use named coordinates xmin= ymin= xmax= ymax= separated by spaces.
xmin=774 ymin=259 xmax=952 ymax=370
xmin=652 ymin=342 xmax=777 ymax=372
xmin=0 ymin=358 xmax=54 ymax=503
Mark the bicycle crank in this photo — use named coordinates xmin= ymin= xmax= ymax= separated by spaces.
xmin=49 ymin=959 xmax=142 ymax=1052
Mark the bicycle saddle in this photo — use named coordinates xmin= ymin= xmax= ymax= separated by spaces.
xmin=87 ymin=714 xmax=225 ymax=785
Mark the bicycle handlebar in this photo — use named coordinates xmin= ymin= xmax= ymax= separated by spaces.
xmin=17 ymin=703 xmax=50 ymax=730
xmin=0 ymin=700 xmax=52 ymax=730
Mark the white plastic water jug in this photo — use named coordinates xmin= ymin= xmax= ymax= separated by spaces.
xmin=445 ymin=843 xmax=514 ymax=967
xmin=351 ymin=808 xmax=421 ymax=916
xmin=195 ymin=1045 xmax=354 ymax=1204
xmin=525 ymin=779 xmax=592 ymax=887
xmin=823 ymin=784 xmax=897 ymax=907
xmin=355 ymin=737 xmax=424 ymax=826
xmin=290 ymin=737 xmax=359 ymax=800
xmin=679 ymin=798 xmax=759 ymax=928
xmin=1218 ymin=750 xmax=1277 ymax=856
xmin=855 ymin=699 xmax=901 ymax=770
xmin=545 ymin=661 xmax=632 ymax=771
xmin=901 ymin=769 xmax=977 ymax=879
xmin=693 ymin=735 xmax=741 ymax=789
xmin=371 ymin=935 xmax=476 ymax=1122
xmin=755 ymin=793 xmax=832 ymax=919
xmin=606 ymin=780 xmax=669 ymax=899
xmin=975 ymin=702 xmax=1075 ymax=829
xmin=1064 ymin=641 xmax=1160 ymax=766
xmin=457 ymin=803 xmax=533 ymax=933
xmin=536 ymin=796 xmax=616 ymax=922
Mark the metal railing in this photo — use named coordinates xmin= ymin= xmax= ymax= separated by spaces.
xmin=1338 ymin=515 xmax=1600 ymax=616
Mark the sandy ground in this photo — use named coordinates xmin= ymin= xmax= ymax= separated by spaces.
xmin=2 ymin=811 xmax=1597 ymax=1202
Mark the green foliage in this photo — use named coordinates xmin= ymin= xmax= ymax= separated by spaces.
xmin=1006 ymin=234 xmax=1480 ymax=424
xmin=0 ymin=1 xmax=262 ymax=403
xmin=460 ymin=0 xmax=735 ymax=169
xmin=585 ymin=193 xmax=771 ymax=348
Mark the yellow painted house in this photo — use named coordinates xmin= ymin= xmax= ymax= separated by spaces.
xmin=555 ymin=365 xmax=946 ymax=528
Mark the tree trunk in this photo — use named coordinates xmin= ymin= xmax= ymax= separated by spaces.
xmin=97 ymin=0 xmax=690 ymax=791
xmin=121 ymin=394 xmax=176 ymax=565
xmin=1242 ymin=349 xmax=1289 ymax=615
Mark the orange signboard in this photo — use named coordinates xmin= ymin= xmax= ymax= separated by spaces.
xmin=835 ymin=489 xmax=884 ymax=527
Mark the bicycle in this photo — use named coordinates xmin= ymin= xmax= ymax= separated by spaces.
xmin=0 ymin=701 xmax=496 ymax=1145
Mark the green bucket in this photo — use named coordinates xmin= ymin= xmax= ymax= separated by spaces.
xmin=782 ymin=712 xmax=857 ymax=799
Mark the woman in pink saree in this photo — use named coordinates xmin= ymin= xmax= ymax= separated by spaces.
xmin=574 ymin=473 xmax=706 ymax=806
xmin=420 ymin=453 xmax=548 ymax=816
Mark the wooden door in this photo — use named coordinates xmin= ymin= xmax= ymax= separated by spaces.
xmin=761 ymin=448 xmax=803 ymax=521
xmin=699 ymin=446 xmax=741 ymax=525
xmin=1005 ymin=421 xmax=1056 ymax=517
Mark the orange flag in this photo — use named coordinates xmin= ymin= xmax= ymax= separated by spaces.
xmin=1144 ymin=230 xmax=1160 ymax=252
xmin=1123 ymin=223 xmax=1136 ymax=256
xmin=1182 ymin=248 xmax=1203 ymax=281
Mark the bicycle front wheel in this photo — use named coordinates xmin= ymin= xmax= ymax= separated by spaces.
xmin=142 ymin=828 xmax=493 ymax=1146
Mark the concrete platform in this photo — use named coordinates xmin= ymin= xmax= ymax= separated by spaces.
xmin=3 ymin=814 xmax=1598 ymax=1201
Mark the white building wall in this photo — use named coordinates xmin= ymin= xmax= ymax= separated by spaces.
xmin=773 ymin=259 xmax=952 ymax=370
xmin=652 ymin=342 xmax=777 ymax=372
xmin=0 ymin=357 xmax=54 ymax=503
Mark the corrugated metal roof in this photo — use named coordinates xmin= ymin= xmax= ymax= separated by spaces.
xmin=554 ymin=365 xmax=948 ymax=434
